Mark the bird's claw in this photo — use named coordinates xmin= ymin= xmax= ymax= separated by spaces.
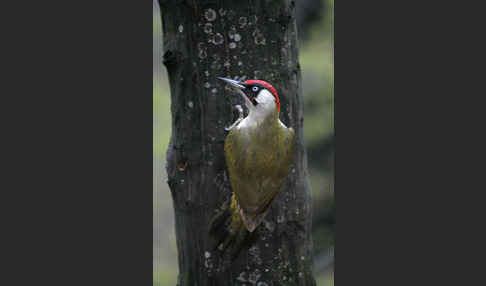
xmin=224 ymin=105 xmax=244 ymax=131
xmin=224 ymin=119 xmax=243 ymax=131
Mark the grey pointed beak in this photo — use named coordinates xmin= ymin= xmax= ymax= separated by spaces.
xmin=217 ymin=77 xmax=245 ymax=89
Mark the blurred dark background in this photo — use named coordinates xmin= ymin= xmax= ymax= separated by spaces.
xmin=153 ymin=0 xmax=334 ymax=285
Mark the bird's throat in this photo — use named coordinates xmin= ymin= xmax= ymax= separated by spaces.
xmin=246 ymin=108 xmax=279 ymax=127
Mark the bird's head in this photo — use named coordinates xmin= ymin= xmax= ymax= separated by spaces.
xmin=218 ymin=77 xmax=280 ymax=117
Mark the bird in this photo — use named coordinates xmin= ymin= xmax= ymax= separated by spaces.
xmin=209 ymin=77 xmax=295 ymax=259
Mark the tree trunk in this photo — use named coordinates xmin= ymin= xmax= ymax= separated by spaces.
xmin=158 ymin=1 xmax=315 ymax=285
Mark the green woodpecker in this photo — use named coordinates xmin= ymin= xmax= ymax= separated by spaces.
xmin=210 ymin=77 xmax=295 ymax=256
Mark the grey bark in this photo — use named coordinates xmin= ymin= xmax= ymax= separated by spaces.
xmin=158 ymin=1 xmax=315 ymax=285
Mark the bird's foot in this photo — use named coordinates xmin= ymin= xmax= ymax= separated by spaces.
xmin=225 ymin=105 xmax=244 ymax=131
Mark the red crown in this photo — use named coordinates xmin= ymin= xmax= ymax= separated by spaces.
xmin=244 ymin=80 xmax=280 ymax=112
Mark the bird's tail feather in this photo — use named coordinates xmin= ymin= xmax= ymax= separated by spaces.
xmin=209 ymin=194 xmax=251 ymax=260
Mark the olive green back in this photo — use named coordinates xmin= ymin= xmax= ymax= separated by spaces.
xmin=224 ymin=115 xmax=295 ymax=230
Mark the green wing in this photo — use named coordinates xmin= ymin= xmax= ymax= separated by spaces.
xmin=224 ymin=124 xmax=295 ymax=232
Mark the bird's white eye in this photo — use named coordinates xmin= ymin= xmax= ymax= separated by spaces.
xmin=252 ymin=86 xmax=259 ymax=92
